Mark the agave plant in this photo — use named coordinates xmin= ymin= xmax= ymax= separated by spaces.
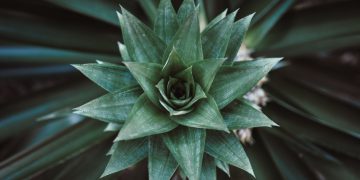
xmin=1 ymin=0 xmax=360 ymax=180
xmin=72 ymin=0 xmax=280 ymax=179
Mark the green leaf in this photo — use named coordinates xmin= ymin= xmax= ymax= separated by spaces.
xmin=117 ymin=42 xmax=131 ymax=61
xmin=176 ymin=83 xmax=207 ymax=110
xmin=0 ymin=46 xmax=121 ymax=64
xmin=116 ymin=94 xmax=177 ymax=140
xmin=177 ymin=0 xmax=196 ymax=24
xmin=225 ymin=13 xmax=254 ymax=63
xmin=124 ymin=61 xmax=162 ymax=106
xmin=0 ymin=10 xmax=118 ymax=54
xmin=162 ymin=127 xmax=206 ymax=180
xmin=201 ymin=10 xmax=237 ymax=59
xmin=245 ymin=0 xmax=295 ymax=48
xmin=72 ymin=63 xmax=137 ymax=92
xmin=104 ymin=123 xmax=122 ymax=132
xmin=205 ymin=131 xmax=254 ymax=177
xmin=163 ymin=8 xmax=203 ymax=65
xmin=258 ymin=130 xmax=316 ymax=180
xmin=174 ymin=66 xmax=195 ymax=86
xmin=46 ymin=0 xmax=119 ymax=26
xmin=0 ymin=120 xmax=110 ymax=179
xmin=118 ymin=8 xmax=166 ymax=63
xmin=138 ymin=0 xmax=157 ymax=24
xmin=254 ymin=1 xmax=360 ymax=56
xmin=267 ymin=74 xmax=360 ymax=137
xmin=210 ymin=58 xmax=282 ymax=109
xmin=154 ymin=0 xmax=179 ymax=45
xmin=74 ymin=86 xmax=142 ymax=124
xmin=0 ymin=82 xmax=102 ymax=140
xmin=215 ymin=159 xmax=230 ymax=177
xmin=161 ymin=48 xmax=187 ymax=76
xmin=101 ymin=138 xmax=148 ymax=177
xmin=222 ymin=98 xmax=277 ymax=130
xmin=200 ymin=155 xmax=216 ymax=180
xmin=192 ymin=58 xmax=226 ymax=91
xmin=264 ymin=103 xmax=360 ymax=159
xmin=204 ymin=9 xmax=228 ymax=32
xmin=171 ymin=95 xmax=228 ymax=132
xmin=149 ymin=136 xmax=178 ymax=180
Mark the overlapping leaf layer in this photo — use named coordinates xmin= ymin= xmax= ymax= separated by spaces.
xmin=73 ymin=0 xmax=280 ymax=179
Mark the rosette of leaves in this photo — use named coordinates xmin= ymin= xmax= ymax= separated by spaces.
xmin=73 ymin=0 xmax=281 ymax=179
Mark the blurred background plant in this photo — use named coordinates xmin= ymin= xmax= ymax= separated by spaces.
xmin=0 ymin=0 xmax=359 ymax=179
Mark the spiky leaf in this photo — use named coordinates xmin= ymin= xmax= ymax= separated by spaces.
xmin=101 ymin=138 xmax=148 ymax=177
xmin=116 ymin=94 xmax=177 ymax=140
xmin=201 ymin=10 xmax=237 ymax=59
xmin=163 ymin=8 xmax=203 ymax=65
xmin=124 ymin=62 xmax=162 ymax=106
xmin=222 ymin=98 xmax=278 ymax=129
xmin=205 ymin=131 xmax=254 ymax=177
xmin=162 ymin=127 xmax=206 ymax=180
xmin=74 ymin=86 xmax=142 ymax=124
xmin=149 ymin=136 xmax=178 ymax=180
xmin=154 ymin=0 xmax=179 ymax=45
xmin=171 ymin=96 xmax=228 ymax=132
xmin=72 ymin=63 xmax=136 ymax=92
xmin=118 ymin=8 xmax=165 ymax=63
xmin=210 ymin=58 xmax=282 ymax=109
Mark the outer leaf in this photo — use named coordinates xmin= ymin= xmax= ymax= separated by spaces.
xmin=0 ymin=46 xmax=120 ymax=64
xmin=154 ymin=0 xmax=179 ymax=45
xmin=201 ymin=10 xmax=237 ymax=59
xmin=162 ymin=127 xmax=206 ymax=180
xmin=118 ymin=8 xmax=165 ymax=63
xmin=47 ymin=0 xmax=118 ymax=26
xmin=225 ymin=13 xmax=254 ymax=63
xmin=124 ymin=61 xmax=162 ymax=106
xmin=116 ymin=94 xmax=177 ymax=140
xmin=72 ymin=63 xmax=136 ymax=92
xmin=74 ymin=86 xmax=142 ymax=124
xmin=210 ymin=58 xmax=282 ymax=109
xmin=215 ymin=159 xmax=230 ymax=177
xmin=200 ymin=155 xmax=216 ymax=180
xmin=222 ymin=98 xmax=278 ymax=130
xmin=138 ymin=0 xmax=157 ymax=23
xmin=204 ymin=9 xmax=228 ymax=32
xmin=101 ymin=138 xmax=148 ymax=177
xmin=205 ymin=131 xmax=254 ymax=177
xmin=104 ymin=123 xmax=122 ymax=132
xmin=163 ymin=8 xmax=203 ymax=65
xmin=149 ymin=136 xmax=178 ymax=180
xmin=171 ymin=96 xmax=228 ymax=132
xmin=192 ymin=58 xmax=226 ymax=91
xmin=246 ymin=0 xmax=294 ymax=48
xmin=117 ymin=42 xmax=131 ymax=61
xmin=177 ymin=0 xmax=196 ymax=24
